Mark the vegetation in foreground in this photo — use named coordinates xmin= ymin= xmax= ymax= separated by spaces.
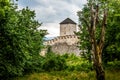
xmin=12 ymin=53 xmax=120 ymax=80
xmin=13 ymin=70 xmax=120 ymax=80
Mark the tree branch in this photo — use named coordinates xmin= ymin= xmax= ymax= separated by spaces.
xmin=99 ymin=9 xmax=107 ymax=50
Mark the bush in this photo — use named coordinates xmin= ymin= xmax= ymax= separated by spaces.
xmin=23 ymin=56 xmax=44 ymax=74
xmin=42 ymin=52 xmax=67 ymax=71
xmin=75 ymin=62 xmax=93 ymax=72
xmin=105 ymin=60 xmax=120 ymax=70
xmin=65 ymin=54 xmax=93 ymax=72
xmin=23 ymin=52 xmax=93 ymax=73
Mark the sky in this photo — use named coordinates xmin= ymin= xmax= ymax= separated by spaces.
xmin=18 ymin=0 xmax=87 ymax=37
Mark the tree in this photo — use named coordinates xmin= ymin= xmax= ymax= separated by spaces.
xmin=77 ymin=0 xmax=108 ymax=80
xmin=76 ymin=4 xmax=92 ymax=62
xmin=103 ymin=0 xmax=120 ymax=63
xmin=0 ymin=2 xmax=46 ymax=79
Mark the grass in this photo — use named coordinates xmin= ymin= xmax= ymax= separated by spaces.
xmin=13 ymin=70 xmax=120 ymax=80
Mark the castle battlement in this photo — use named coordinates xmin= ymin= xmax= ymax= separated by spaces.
xmin=44 ymin=35 xmax=78 ymax=46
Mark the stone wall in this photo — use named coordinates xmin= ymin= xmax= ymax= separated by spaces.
xmin=60 ymin=24 xmax=76 ymax=36
xmin=43 ymin=35 xmax=81 ymax=56
xmin=51 ymin=42 xmax=81 ymax=56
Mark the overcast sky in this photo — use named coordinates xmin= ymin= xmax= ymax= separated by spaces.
xmin=18 ymin=0 xmax=87 ymax=37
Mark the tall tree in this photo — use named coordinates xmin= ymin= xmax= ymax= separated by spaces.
xmin=103 ymin=0 xmax=120 ymax=63
xmin=77 ymin=0 xmax=108 ymax=80
xmin=0 ymin=1 xmax=46 ymax=79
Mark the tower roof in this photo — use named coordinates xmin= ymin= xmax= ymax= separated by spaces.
xmin=60 ymin=18 xmax=76 ymax=24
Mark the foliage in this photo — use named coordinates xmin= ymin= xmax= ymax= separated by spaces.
xmin=0 ymin=2 xmax=45 ymax=79
xmin=41 ymin=48 xmax=93 ymax=72
xmin=42 ymin=52 xmax=67 ymax=71
xmin=65 ymin=54 xmax=92 ymax=72
xmin=102 ymin=0 xmax=120 ymax=63
xmin=11 ymin=52 xmax=120 ymax=80
xmin=23 ymin=56 xmax=44 ymax=74
xmin=105 ymin=60 xmax=120 ymax=70
xmin=76 ymin=6 xmax=91 ymax=61
xmin=0 ymin=0 xmax=10 ymax=20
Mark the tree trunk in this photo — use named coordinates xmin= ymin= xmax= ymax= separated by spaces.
xmin=95 ymin=63 xmax=105 ymax=80
xmin=89 ymin=4 xmax=107 ymax=80
xmin=91 ymin=41 xmax=105 ymax=80
xmin=93 ymin=49 xmax=105 ymax=80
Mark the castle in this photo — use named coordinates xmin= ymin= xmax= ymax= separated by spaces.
xmin=42 ymin=18 xmax=81 ymax=56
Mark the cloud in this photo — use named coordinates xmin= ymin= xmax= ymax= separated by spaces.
xmin=38 ymin=23 xmax=59 ymax=37
xmin=18 ymin=0 xmax=87 ymax=37
xmin=35 ymin=6 xmax=57 ymax=23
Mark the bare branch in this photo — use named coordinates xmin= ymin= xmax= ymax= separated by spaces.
xmin=99 ymin=9 xmax=107 ymax=50
xmin=90 ymin=4 xmax=94 ymax=29
xmin=95 ymin=5 xmax=99 ymax=25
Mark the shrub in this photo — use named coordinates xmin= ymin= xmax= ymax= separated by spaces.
xmin=23 ymin=56 xmax=44 ymax=74
xmin=75 ymin=62 xmax=93 ymax=72
xmin=65 ymin=54 xmax=93 ymax=72
xmin=41 ymin=52 xmax=67 ymax=71
xmin=106 ymin=60 xmax=120 ymax=70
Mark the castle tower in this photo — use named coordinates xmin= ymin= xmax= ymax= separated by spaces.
xmin=60 ymin=18 xmax=76 ymax=36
